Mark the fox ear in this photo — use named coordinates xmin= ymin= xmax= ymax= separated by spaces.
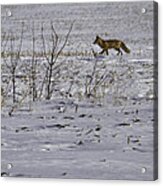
xmin=96 ymin=35 xmax=99 ymax=38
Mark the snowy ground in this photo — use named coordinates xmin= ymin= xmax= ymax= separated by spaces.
xmin=1 ymin=2 xmax=157 ymax=180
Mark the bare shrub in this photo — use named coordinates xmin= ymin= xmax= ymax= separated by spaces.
xmin=2 ymin=22 xmax=24 ymax=104
xmin=41 ymin=21 xmax=75 ymax=100
xmin=84 ymin=50 xmax=114 ymax=100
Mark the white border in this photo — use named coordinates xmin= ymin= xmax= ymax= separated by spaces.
xmin=0 ymin=0 xmax=153 ymax=4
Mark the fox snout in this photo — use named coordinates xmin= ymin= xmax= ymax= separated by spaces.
xmin=93 ymin=39 xmax=98 ymax=45
xmin=93 ymin=36 xmax=99 ymax=44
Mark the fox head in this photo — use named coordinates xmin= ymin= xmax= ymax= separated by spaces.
xmin=93 ymin=35 xmax=101 ymax=44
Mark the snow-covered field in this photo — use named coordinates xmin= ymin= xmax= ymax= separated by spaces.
xmin=1 ymin=2 xmax=157 ymax=180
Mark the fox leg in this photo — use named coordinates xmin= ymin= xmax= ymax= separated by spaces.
xmin=115 ymin=48 xmax=123 ymax=56
xmin=105 ymin=49 xmax=109 ymax=55
xmin=119 ymin=49 xmax=123 ymax=55
xmin=99 ymin=49 xmax=105 ymax=55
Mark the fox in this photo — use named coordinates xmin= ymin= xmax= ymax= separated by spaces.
xmin=93 ymin=35 xmax=130 ymax=56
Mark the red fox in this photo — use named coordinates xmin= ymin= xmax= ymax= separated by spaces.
xmin=93 ymin=35 xmax=130 ymax=55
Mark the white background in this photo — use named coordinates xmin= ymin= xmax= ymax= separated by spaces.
xmin=0 ymin=0 xmax=162 ymax=185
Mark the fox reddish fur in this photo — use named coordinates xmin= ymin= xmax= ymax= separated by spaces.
xmin=93 ymin=35 xmax=130 ymax=55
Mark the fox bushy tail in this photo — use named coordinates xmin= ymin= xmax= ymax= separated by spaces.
xmin=121 ymin=42 xmax=130 ymax=53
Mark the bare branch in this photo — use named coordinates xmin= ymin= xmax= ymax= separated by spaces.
xmin=17 ymin=21 xmax=24 ymax=59
xmin=53 ymin=21 xmax=75 ymax=63
xmin=8 ymin=88 xmax=30 ymax=116
xmin=90 ymin=72 xmax=109 ymax=94
xmin=10 ymin=32 xmax=14 ymax=68
xmin=1 ymin=32 xmax=6 ymax=46
xmin=51 ymin=21 xmax=58 ymax=52
xmin=88 ymin=58 xmax=98 ymax=86
xmin=41 ymin=22 xmax=50 ymax=63
xmin=32 ymin=21 xmax=35 ymax=65
xmin=1 ymin=32 xmax=10 ymax=51
xmin=2 ymin=56 xmax=11 ymax=70
xmin=31 ymin=21 xmax=38 ymax=101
